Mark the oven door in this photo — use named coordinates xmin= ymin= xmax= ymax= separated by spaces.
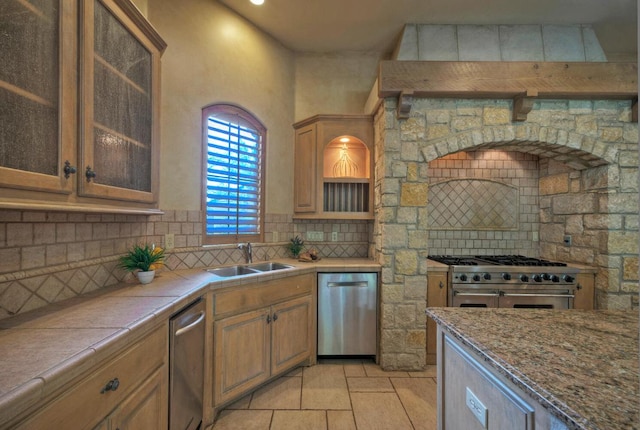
xmin=451 ymin=287 xmax=499 ymax=308
xmin=499 ymin=288 xmax=574 ymax=309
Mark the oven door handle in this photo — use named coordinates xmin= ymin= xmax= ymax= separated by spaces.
xmin=500 ymin=293 xmax=575 ymax=298
xmin=453 ymin=292 xmax=500 ymax=297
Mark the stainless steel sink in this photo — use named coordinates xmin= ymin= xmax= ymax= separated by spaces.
xmin=206 ymin=266 xmax=260 ymax=277
xmin=206 ymin=262 xmax=294 ymax=278
xmin=248 ymin=262 xmax=294 ymax=272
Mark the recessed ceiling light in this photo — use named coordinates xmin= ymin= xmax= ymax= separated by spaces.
xmin=339 ymin=137 xmax=350 ymax=143
xmin=250 ymin=0 xmax=264 ymax=5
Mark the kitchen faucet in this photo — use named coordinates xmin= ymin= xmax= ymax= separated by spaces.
xmin=238 ymin=242 xmax=252 ymax=263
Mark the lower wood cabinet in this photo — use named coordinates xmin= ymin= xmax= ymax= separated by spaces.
xmin=213 ymin=295 xmax=312 ymax=406
xmin=15 ymin=326 xmax=168 ymax=430
xmin=426 ymin=271 xmax=448 ymax=365
xmin=574 ymin=272 xmax=595 ymax=310
xmin=211 ymin=274 xmax=315 ymax=408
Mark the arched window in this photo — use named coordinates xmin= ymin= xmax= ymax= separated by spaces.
xmin=202 ymin=104 xmax=265 ymax=244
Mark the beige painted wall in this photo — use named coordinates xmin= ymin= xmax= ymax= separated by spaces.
xmin=143 ymin=0 xmax=295 ymax=213
xmin=137 ymin=0 xmax=385 ymax=212
xmin=294 ymin=52 xmax=383 ymax=122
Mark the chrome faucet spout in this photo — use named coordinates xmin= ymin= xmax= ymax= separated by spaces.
xmin=238 ymin=242 xmax=253 ymax=263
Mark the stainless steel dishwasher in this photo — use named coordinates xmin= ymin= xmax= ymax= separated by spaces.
xmin=318 ymin=273 xmax=378 ymax=356
xmin=169 ymin=297 xmax=205 ymax=430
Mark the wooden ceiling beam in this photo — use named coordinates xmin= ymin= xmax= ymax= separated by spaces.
xmin=378 ymin=61 xmax=638 ymax=121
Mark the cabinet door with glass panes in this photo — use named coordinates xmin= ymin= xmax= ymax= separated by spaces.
xmin=78 ymin=0 xmax=165 ymax=204
xmin=0 ymin=0 xmax=77 ymax=194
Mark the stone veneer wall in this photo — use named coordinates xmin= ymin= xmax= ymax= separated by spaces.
xmin=0 ymin=210 xmax=371 ymax=319
xmin=373 ymin=97 xmax=638 ymax=370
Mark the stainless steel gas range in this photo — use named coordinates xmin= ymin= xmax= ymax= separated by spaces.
xmin=427 ymin=255 xmax=578 ymax=309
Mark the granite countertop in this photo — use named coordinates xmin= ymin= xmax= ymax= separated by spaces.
xmin=426 ymin=307 xmax=639 ymax=430
xmin=0 ymin=257 xmax=379 ymax=427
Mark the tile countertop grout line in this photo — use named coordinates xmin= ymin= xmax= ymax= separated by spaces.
xmin=0 ymin=258 xmax=381 ymax=428
xmin=427 ymin=309 xmax=593 ymax=430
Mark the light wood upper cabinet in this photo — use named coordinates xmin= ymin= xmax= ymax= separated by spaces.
xmin=293 ymin=123 xmax=317 ymax=213
xmin=0 ymin=0 xmax=76 ymax=195
xmin=293 ymin=115 xmax=374 ymax=220
xmin=79 ymin=0 xmax=164 ymax=204
xmin=0 ymin=0 xmax=166 ymax=212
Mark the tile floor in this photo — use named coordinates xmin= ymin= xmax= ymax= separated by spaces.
xmin=208 ymin=359 xmax=438 ymax=430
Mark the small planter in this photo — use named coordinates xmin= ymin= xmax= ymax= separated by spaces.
xmin=137 ymin=270 xmax=156 ymax=284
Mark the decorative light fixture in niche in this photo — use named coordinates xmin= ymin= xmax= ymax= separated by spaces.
xmin=324 ymin=136 xmax=369 ymax=179
xmin=333 ymin=139 xmax=359 ymax=177
xmin=250 ymin=0 xmax=264 ymax=4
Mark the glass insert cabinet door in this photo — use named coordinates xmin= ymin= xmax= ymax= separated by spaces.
xmin=0 ymin=0 xmax=76 ymax=194
xmin=79 ymin=0 xmax=164 ymax=204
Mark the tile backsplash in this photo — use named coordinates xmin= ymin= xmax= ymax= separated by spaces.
xmin=0 ymin=210 xmax=371 ymax=319
xmin=427 ymin=150 xmax=540 ymax=255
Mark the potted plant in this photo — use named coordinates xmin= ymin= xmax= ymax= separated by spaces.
xmin=286 ymin=235 xmax=305 ymax=258
xmin=118 ymin=244 xmax=165 ymax=284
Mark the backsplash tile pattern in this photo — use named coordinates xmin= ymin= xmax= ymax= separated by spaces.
xmin=427 ymin=150 xmax=539 ymax=255
xmin=0 ymin=210 xmax=371 ymax=320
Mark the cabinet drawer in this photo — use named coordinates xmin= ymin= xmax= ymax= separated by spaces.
xmin=213 ymin=273 xmax=314 ymax=317
xmin=19 ymin=326 xmax=167 ymax=430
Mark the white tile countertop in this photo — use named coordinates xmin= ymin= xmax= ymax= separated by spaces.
xmin=0 ymin=258 xmax=380 ymax=427
xmin=426 ymin=307 xmax=639 ymax=430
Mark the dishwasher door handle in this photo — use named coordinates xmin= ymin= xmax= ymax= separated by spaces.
xmin=326 ymin=281 xmax=370 ymax=288
xmin=174 ymin=311 xmax=205 ymax=337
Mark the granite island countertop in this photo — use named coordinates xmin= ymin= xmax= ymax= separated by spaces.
xmin=0 ymin=258 xmax=379 ymax=427
xmin=426 ymin=307 xmax=639 ymax=430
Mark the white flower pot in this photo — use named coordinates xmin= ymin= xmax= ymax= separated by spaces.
xmin=137 ymin=270 xmax=156 ymax=284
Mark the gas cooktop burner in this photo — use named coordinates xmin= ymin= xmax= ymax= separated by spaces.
xmin=428 ymin=255 xmax=567 ymax=267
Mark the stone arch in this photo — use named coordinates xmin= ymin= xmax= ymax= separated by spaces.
xmin=419 ymin=124 xmax=615 ymax=168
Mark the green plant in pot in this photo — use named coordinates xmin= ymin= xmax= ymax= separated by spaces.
xmin=119 ymin=244 xmax=165 ymax=284
xmin=286 ymin=235 xmax=305 ymax=258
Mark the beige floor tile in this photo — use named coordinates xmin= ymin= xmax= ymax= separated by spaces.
xmin=343 ymin=363 xmax=366 ymax=377
xmin=301 ymin=364 xmax=351 ymax=410
xmin=363 ymin=362 xmax=410 ymax=377
xmin=391 ymin=377 xmax=438 ymax=430
xmin=225 ymin=393 xmax=252 ymax=409
xmin=327 ymin=410 xmax=356 ymax=430
xmin=408 ymin=365 xmax=437 ymax=378
xmin=347 ymin=377 xmax=394 ymax=392
xmin=350 ymin=392 xmax=413 ymax=430
xmin=212 ymin=409 xmax=272 ymax=430
xmin=250 ymin=376 xmax=302 ymax=410
xmin=271 ymin=410 xmax=326 ymax=430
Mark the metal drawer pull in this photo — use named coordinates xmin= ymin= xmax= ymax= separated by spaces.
xmin=326 ymin=281 xmax=369 ymax=288
xmin=101 ymin=377 xmax=120 ymax=393
xmin=500 ymin=293 xmax=575 ymax=298
xmin=454 ymin=292 xmax=500 ymax=297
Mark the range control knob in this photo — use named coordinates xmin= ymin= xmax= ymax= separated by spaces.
xmin=483 ymin=273 xmax=492 ymax=280
xmin=519 ymin=274 xmax=529 ymax=282
xmin=472 ymin=274 xmax=481 ymax=282
xmin=563 ymin=275 xmax=575 ymax=283
xmin=502 ymin=273 xmax=511 ymax=281
xmin=532 ymin=274 xmax=543 ymax=282
xmin=551 ymin=275 xmax=560 ymax=282
xmin=459 ymin=274 xmax=468 ymax=282
xmin=542 ymin=273 xmax=552 ymax=281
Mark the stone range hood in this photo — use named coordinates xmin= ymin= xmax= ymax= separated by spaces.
xmin=368 ymin=24 xmax=639 ymax=370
